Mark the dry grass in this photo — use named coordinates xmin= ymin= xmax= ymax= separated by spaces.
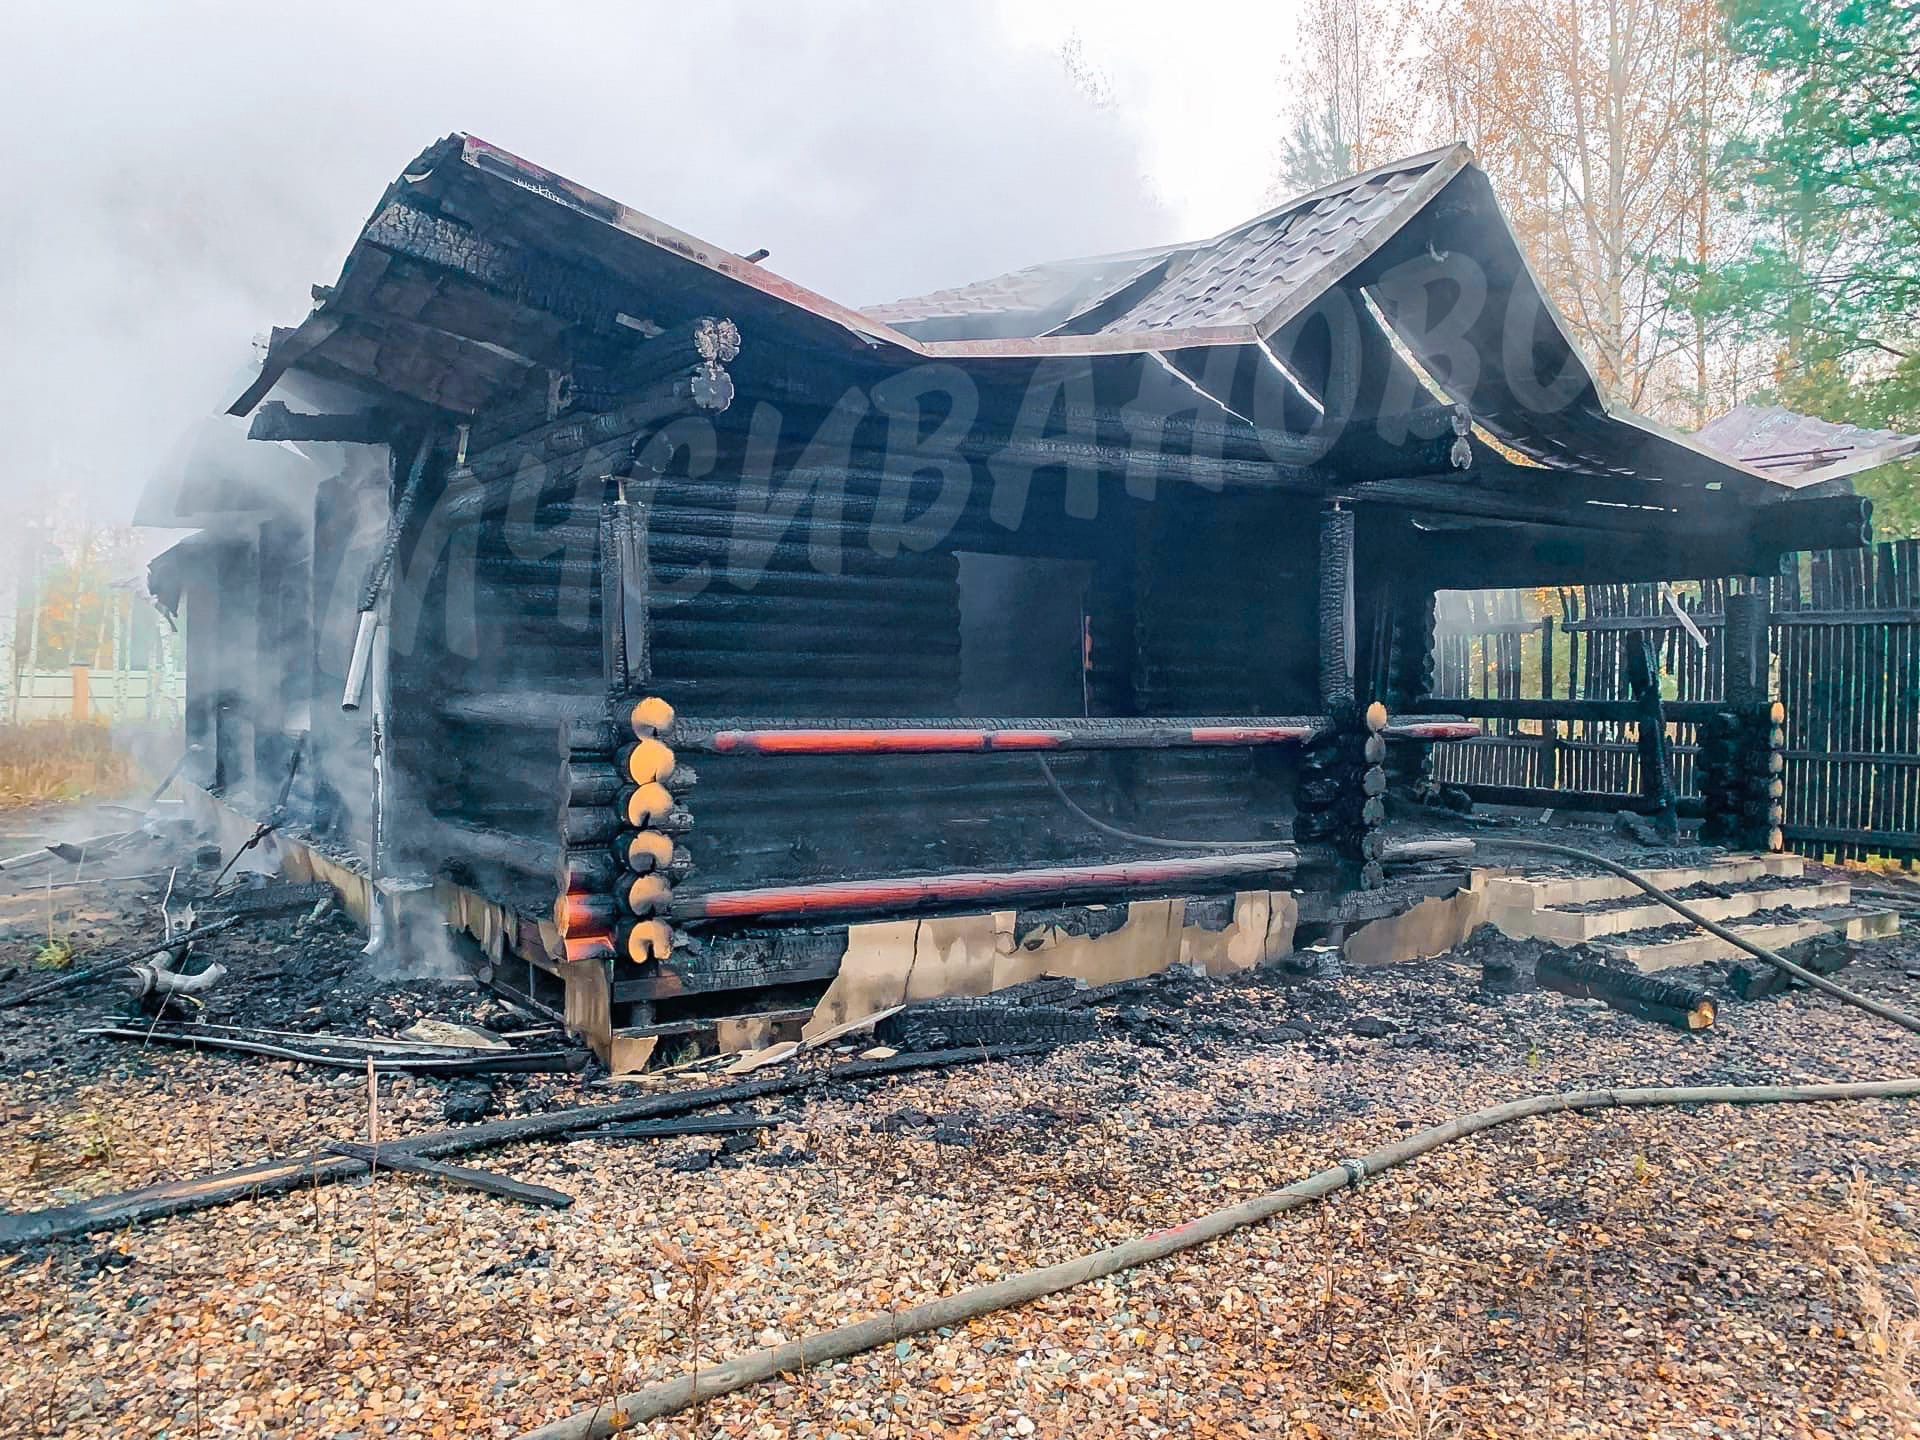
xmin=0 ymin=719 xmax=132 ymax=808
xmin=1792 ymin=1167 xmax=1920 ymax=1429
xmin=1372 ymin=1340 xmax=1458 ymax=1440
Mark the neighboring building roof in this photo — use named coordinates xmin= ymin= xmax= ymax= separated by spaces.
xmin=1696 ymin=404 xmax=1920 ymax=487
xmin=228 ymin=133 xmax=1805 ymax=500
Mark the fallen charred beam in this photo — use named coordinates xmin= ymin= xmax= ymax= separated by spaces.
xmin=82 ymin=1027 xmax=587 ymax=1075
xmin=0 ymin=916 xmax=244 ymax=1009
xmin=1731 ymin=935 xmax=1854 ymax=1000
xmin=1535 ymin=952 xmax=1717 ymax=1031
xmin=0 ymin=1042 xmax=1060 ymax=1250
xmin=567 ymin=1113 xmax=787 ymax=1142
xmin=323 ymin=1141 xmax=574 ymax=1208
xmin=669 ymin=851 xmax=1300 ymax=922
xmin=201 ymin=882 xmax=336 ymax=918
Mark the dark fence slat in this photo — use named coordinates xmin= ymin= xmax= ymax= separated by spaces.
xmin=1432 ymin=543 xmax=1920 ymax=864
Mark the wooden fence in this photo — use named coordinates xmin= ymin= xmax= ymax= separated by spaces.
xmin=1431 ymin=538 xmax=1920 ymax=863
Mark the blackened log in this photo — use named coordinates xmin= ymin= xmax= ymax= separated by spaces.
xmin=559 ymin=848 xmax=621 ymax=894
xmin=323 ymin=1141 xmax=574 ymax=1208
xmin=1379 ymin=839 xmax=1475 ymax=864
xmin=1724 ymin=591 xmax=1771 ymax=710
xmin=1627 ymin=633 xmax=1678 ymax=840
xmin=1748 ymin=494 xmax=1873 ymax=554
xmin=563 ymin=763 xmax=623 ymax=808
xmin=425 ymin=818 xmax=561 ymax=880
xmin=439 ymin=383 xmax=694 ymax=526
xmin=671 ymin=850 xmax=1299 ymax=922
xmin=1534 ymin=952 xmax=1715 ymax=1030
xmin=1413 ymin=695 xmax=1731 ymax=725
xmin=560 ymin=806 xmax=622 ymax=846
xmin=567 ymin=1113 xmax=785 ymax=1142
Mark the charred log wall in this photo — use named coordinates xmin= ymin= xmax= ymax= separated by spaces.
xmin=645 ymin=454 xmax=1321 ymax=889
xmin=388 ymin=474 xmax=605 ymax=913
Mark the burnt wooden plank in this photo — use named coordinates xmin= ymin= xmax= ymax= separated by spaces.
xmin=324 ymin=1141 xmax=574 ymax=1208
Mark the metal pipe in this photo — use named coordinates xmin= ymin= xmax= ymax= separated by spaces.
xmin=363 ymin=599 xmax=391 ymax=959
xmin=341 ymin=611 xmax=379 ymax=711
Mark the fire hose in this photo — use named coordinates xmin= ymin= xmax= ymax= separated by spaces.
xmin=517 ymin=831 xmax=1920 ymax=1438
xmin=516 ymin=1079 xmax=1920 ymax=1440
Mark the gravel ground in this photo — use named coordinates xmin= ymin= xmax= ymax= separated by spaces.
xmin=4 ymin=806 xmax=1920 ymax=1438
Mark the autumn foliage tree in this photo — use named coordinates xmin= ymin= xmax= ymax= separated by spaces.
xmin=1412 ymin=0 xmax=1758 ymax=422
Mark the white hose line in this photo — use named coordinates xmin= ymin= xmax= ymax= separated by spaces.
xmin=517 ymin=1078 xmax=1920 ymax=1439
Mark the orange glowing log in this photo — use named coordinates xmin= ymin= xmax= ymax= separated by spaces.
xmin=671 ymin=849 xmax=1299 ymax=922
xmin=560 ymin=932 xmax=616 ymax=964
xmin=555 ymin=892 xmax=619 ymax=935
xmin=1382 ymin=720 xmax=1482 ymax=742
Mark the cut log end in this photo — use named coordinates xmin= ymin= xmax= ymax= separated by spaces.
xmin=629 ymin=695 xmax=676 ymax=738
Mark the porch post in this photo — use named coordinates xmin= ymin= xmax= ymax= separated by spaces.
xmin=1297 ymin=501 xmax=1386 ymax=887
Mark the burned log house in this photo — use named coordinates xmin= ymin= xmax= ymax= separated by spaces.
xmin=156 ymin=136 xmax=1871 ymax=1070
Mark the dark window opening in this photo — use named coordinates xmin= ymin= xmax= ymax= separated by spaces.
xmin=956 ymin=552 xmax=1091 ymax=716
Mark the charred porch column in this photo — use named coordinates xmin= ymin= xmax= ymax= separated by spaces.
xmin=1384 ymin=586 xmax=1439 ymax=796
xmin=1627 ymin=633 xmax=1678 ymax=843
xmin=1699 ymin=588 xmax=1784 ymax=852
xmin=1295 ymin=501 xmax=1387 ymax=887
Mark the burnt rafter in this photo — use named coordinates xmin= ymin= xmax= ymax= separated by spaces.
xmin=361 ymin=196 xmax=659 ymax=341
xmin=247 ymin=401 xmax=396 ymax=444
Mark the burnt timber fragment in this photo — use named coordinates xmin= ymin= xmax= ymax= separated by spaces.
xmin=158 ymin=132 xmax=1869 ymax=1070
xmin=1534 ymin=951 xmax=1716 ymax=1031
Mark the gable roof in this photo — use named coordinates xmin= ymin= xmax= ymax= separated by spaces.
xmin=867 ymin=148 xmax=1461 ymax=346
xmin=229 ymin=134 xmax=1803 ymax=499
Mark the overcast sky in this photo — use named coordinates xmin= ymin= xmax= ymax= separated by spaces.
xmin=0 ymin=0 xmax=1304 ymax=521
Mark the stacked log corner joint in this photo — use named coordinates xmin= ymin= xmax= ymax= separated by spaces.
xmin=555 ymin=694 xmax=692 ymax=967
xmin=1295 ymin=699 xmax=1392 ymax=889
xmin=1699 ymin=589 xmax=1785 ymax=854
xmin=1697 ymin=699 xmax=1787 ymax=853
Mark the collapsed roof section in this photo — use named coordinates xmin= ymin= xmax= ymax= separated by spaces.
xmin=230 ymin=133 xmax=1837 ymax=514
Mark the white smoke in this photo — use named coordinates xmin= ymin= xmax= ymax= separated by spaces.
xmin=0 ymin=0 xmax=1177 ymax=521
